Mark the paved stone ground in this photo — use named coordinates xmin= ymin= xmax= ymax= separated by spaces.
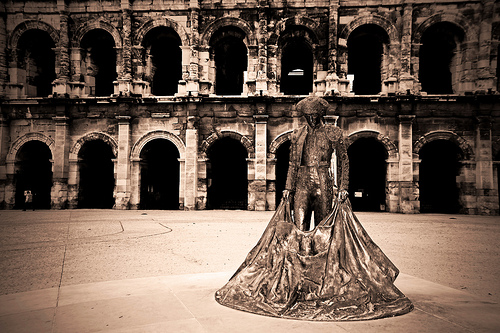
xmin=0 ymin=209 xmax=499 ymax=332
xmin=0 ymin=209 xmax=499 ymax=303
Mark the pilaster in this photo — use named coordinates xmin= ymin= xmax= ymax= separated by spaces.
xmin=326 ymin=0 xmax=339 ymax=95
xmin=51 ymin=114 xmax=69 ymax=208
xmin=0 ymin=114 xmax=9 ymax=208
xmin=475 ymin=116 xmax=497 ymax=214
xmin=53 ymin=3 xmax=70 ymax=96
xmin=184 ymin=115 xmax=198 ymax=210
xmin=253 ymin=113 xmax=268 ymax=211
xmin=399 ymin=4 xmax=417 ymax=94
xmin=115 ymin=116 xmax=131 ymax=209
xmin=397 ymin=114 xmax=418 ymax=213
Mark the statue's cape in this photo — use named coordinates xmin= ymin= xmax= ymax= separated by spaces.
xmin=215 ymin=198 xmax=413 ymax=321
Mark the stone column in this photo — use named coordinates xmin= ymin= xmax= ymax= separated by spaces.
xmin=186 ymin=0 xmax=200 ymax=95
xmin=397 ymin=115 xmax=418 ymax=213
xmin=476 ymin=0 xmax=495 ymax=92
xmin=51 ymin=115 xmax=69 ymax=209
xmin=255 ymin=2 xmax=268 ymax=95
xmin=184 ymin=116 xmax=198 ymax=210
xmin=114 ymin=5 xmax=133 ymax=95
xmin=0 ymin=114 xmax=9 ymax=208
xmin=0 ymin=11 xmax=7 ymax=98
xmin=398 ymin=4 xmax=417 ymax=94
xmin=253 ymin=114 xmax=268 ymax=211
xmin=475 ymin=116 xmax=497 ymax=214
xmin=115 ymin=116 xmax=131 ymax=209
xmin=325 ymin=0 xmax=339 ymax=94
xmin=53 ymin=6 xmax=70 ymax=96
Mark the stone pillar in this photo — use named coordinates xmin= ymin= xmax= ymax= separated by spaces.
xmin=398 ymin=4 xmax=417 ymax=94
xmin=114 ymin=116 xmax=131 ymax=209
xmin=129 ymin=159 xmax=140 ymax=209
xmin=184 ymin=116 xmax=198 ymax=210
xmin=397 ymin=115 xmax=418 ymax=213
xmin=51 ymin=115 xmax=69 ymax=209
xmin=186 ymin=0 xmax=200 ymax=95
xmin=475 ymin=116 xmax=497 ymax=214
xmin=114 ymin=4 xmax=133 ymax=96
xmin=476 ymin=0 xmax=495 ymax=92
xmin=267 ymin=45 xmax=278 ymax=94
xmin=0 ymin=114 xmax=9 ymax=208
xmin=0 ymin=10 xmax=7 ymax=98
xmin=253 ymin=114 xmax=268 ymax=211
xmin=67 ymin=159 xmax=78 ymax=208
xmin=255 ymin=2 xmax=269 ymax=95
xmin=6 ymin=48 xmax=24 ymax=98
xmin=53 ymin=5 xmax=70 ymax=96
xmin=326 ymin=0 xmax=339 ymax=95
xmin=196 ymin=157 xmax=208 ymax=209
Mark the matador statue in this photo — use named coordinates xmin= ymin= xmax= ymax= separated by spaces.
xmin=216 ymin=97 xmax=413 ymax=321
xmin=283 ymin=96 xmax=349 ymax=231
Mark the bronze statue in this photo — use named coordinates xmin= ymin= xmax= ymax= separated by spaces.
xmin=215 ymin=97 xmax=413 ymax=321
xmin=283 ymin=97 xmax=349 ymax=231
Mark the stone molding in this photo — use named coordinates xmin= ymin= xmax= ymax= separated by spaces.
xmin=6 ymin=132 xmax=55 ymax=164
xmin=413 ymin=130 xmax=474 ymax=160
xmin=69 ymin=132 xmax=119 ymax=160
xmin=130 ymin=130 xmax=186 ymax=161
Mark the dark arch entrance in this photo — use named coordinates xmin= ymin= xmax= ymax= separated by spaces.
xmin=419 ymin=140 xmax=462 ymax=213
xmin=143 ymin=27 xmax=182 ymax=96
xmin=419 ymin=22 xmax=464 ymax=94
xmin=496 ymin=152 xmax=500 ymax=211
xmin=81 ymin=29 xmax=117 ymax=96
xmin=78 ymin=140 xmax=115 ymax=208
xmin=347 ymin=24 xmax=388 ymax=95
xmin=15 ymin=141 xmax=52 ymax=209
xmin=207 ymin=137 xmax=248 ymax=209
xmin=280 ymin=39 xmax=313 ymax=95
xmin=348 ymin=137 xmax=388 ymax=211
xmin=17 ymin=29 xmax=56 ymax=97
xmin=140 ymin=139 xmax=180 ymax=210
xmin=275 ymin=140 xmax=291 ymax=205
xmin=211 ymin=27 xmax=248 ymax=95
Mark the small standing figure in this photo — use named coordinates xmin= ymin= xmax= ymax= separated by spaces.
xmin=23 ymin=189 xmax=34 ymax=211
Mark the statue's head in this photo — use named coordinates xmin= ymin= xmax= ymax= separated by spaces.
xmin=296 ymin=96 xmax=329 ymax=129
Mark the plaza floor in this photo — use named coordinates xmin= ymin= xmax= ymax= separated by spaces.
xmin=0 ymin=209 xmax=499 ymax=332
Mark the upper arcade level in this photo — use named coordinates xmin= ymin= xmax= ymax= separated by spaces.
xmin=0 ymin=0 xmax=498 ymax=102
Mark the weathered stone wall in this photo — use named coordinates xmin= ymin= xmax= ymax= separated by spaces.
xmin=0 ymin=0 xmax=499 ymax=215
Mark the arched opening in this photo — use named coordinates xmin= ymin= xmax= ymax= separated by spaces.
xmin=17 ymin=29 xmax=56 ymax=97
xmin=14 ymin=141 xmax=52 ymax=209
xmin=81 ymin=29 xmax=117 ymax=96
xmin=140 ymin=139 xmax=180 ymax=210
xmin=77 ymin=140 xmax=115 ymax=208
xmin=279 ymin=27 xmax=314 ymax=95
xmin=275 ymin=140 xmax=291 ymax=205
xmin=348 ymin=137 xmax=388 ymax=211
xmin=207 ymin=137 xmax=248 ymax=209
xmin=143 ymin=27 xmax=182 ymax=96
xmin=347 ymin=24 xmax=388 ymax=95
xmin=419 ymin=22 xmax=464 ymax=94
xmin=497 ymin=45 xmax=500 ymax=92
xmin=211 ymin=27 xmax=248 ymax=95
xmin=419 ymin=140 xmax=463 ymax=213
xmin=496 ymin=152 xmax=500 ymax=211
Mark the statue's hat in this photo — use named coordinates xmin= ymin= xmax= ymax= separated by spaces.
xmin=296 ymin=96 xmax=329 ymax=116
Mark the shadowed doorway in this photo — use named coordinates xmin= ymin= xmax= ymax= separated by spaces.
xmin=275 ymin=140 xmax=291 ymax=205
xmin=348 ymin=137 xmax=388 ymax=211
xmin=419 ymin=140 xmax=462 ymax=213
xmin=78 ymin=140 xmax=115 ymax=208
xmin=207 ymin=137 xmax=248 ymax=209
xmin=15 ymin=141 xmax=52 ymax=209
xmin=140 ymin=139 xmax=180 ymax=210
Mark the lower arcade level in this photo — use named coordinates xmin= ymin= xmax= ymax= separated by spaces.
xmin=1 ymin=95 xmax=499 ymax=215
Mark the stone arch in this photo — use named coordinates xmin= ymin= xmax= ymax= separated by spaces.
xmin=200 ymin=17 xmax=257 ymax=47
xmin=339 ymin=15 xmax=396 ymax=44
xmin=8 ymin=20 xmax=59 ymax=51
xmin=414 ymin=131 xmax=473 ymax=160
xmin=7 ymin=133 xmax=55 ymax=164
xmin=268 ymin=130 xmax=293 ymax=159
xmin=131 ymin=130 xmax=186 ymax=161
xmin=72 ymin=19 xmax=122 ymax=48
xmin=413 ymin=13 xmax=470 ymax=44
xmin=69 ymin=132 xmax=118 ymax=161
xmin=200 ymin=130 xmax=254 ymax=159
xmin=269 ymin=16 xmax=321 ymax=46
xmin=347 ymin=130 xmax=398 ymax=160
xmin=134 ymin=18 xmax=190 ymax=47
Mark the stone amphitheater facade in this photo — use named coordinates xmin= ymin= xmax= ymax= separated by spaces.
xmin=0 ymin=0 xmax=499 ymax=215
